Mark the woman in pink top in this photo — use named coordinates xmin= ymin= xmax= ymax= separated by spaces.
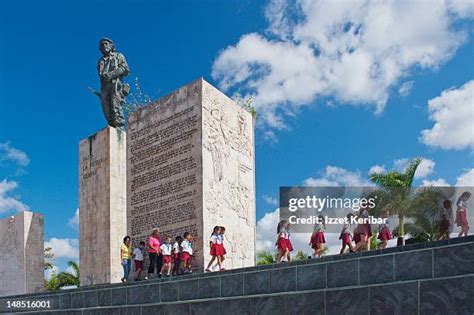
xmin=146 ymin=228 xmax=163 ymax=279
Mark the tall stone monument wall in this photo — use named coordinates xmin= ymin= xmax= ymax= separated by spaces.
xmin=127 ymin=79 xmax=203 ymax=268
xmin=127 ymin=78 xmax=256 ymax=271
xmin=79 ymin=126 xmax=127 ymax=285
xmin=201 ymin=81 xmax=256 ymax=268
xmin=0 ymin=211 xmax=44 ymax=297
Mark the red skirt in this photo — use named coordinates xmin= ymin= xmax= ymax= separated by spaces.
xmin=440 ymin=219 xmax=450 ymax=232
xmin=162 ymin=255 xmax=171 ymax=264
xmin=277 ymin=238 xmax=294 ymax=252
xmin=134 ymin=260 xmax=143 ymax=269
xmin=172 ymin=253 xmax=180 ymax=262
xmin=217 ymin=244 xmax=227 ymax=256
xmin=181 ymin=252 xmax=191 ymax=263
xmin=378 ymin=227 xmax=392 ymax=241
xmin=210 ymin=243 xmax=219 ymax=256
xmin=311 ymin=232 xmax=326 ymax=248
xmin=456 ymin=211 xmax=468 ymax=227
xmin=354 ymin=233 xmax=363 ymax=244
xmin=339 ymin=233 xmax=351 ymax=245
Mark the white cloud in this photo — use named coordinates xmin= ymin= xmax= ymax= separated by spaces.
xmin=0 ymin=142 xmax=30 ymax=167
xmin=262 ymin=130 xmax=278 ymax=143
xmin=393 ymin=158 xmax=410 ymax=172
xmin=422 ymin=178 xmax=450 ymax=187
xmin=398 ymin=81 xmax=414 ymax=97
xmin=369 ymin=164 xmax=386 ymax=175
xmin=212 ymin=0 xmax=473 ymax=130
xmin=456 ymin=168 xmax=474 ymax=186
xmin=393 ymin=158 xmax=435 ymax=179
xmin=420 ymin=80 xmax=474 ymax=150
xmin=262 ymin=195 xmax=278 ymax=206
xmin=0 ymin=179 xmax=29 ymax=213
xmin=304 ymin=165 xmax=372 ymax=187
xmin=448 ymin=0 xmax=474 ymax=18
xmin=256 ymin=208 xmax=280 ymax=252
xmin=415 ymin=159 xmax=436 ymax=179
xmin=44 ymin=238 xmax=79 ymax=259
xmin=45 ymin=263 xmax=79 ymax=281
xmin=45 ymin=265 xmax=59 ymax=281
xmin=65 ymin=265 xmax=78 ymax=276
xmin=68 ymin=208 xmax=79 ymax=230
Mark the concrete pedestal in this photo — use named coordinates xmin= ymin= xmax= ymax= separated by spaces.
xmin=79 ymin=126 xmax=127 ymax=285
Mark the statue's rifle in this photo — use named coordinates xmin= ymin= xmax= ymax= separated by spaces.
xmin=88 ymin=87 xmax=101 ymax=98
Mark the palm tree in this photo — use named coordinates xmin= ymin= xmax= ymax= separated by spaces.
xmin=45 ymin=261 xmax=80 ymax=291
xmin=256 ymin=251 xmax=276 ymax=265
xmin=403 ymin=187 xmax=445 ymax=242
xmin=369 ymin=158 xmax=422 ymax=246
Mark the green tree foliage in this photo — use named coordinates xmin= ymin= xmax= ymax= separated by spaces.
xmin=403 ymin=187 xmax=445 ymax=242
xmin=369 ymin=158 xmax=423 ymax=246
xmin=233 ymin=93 xmax=258 ymax=119
xmin=293 ymin=250 xmax=309 ymax=261
xmin=45 ymin=261 xmax=80 ymax=291
xmin=256 ymin=251 xmax=276 ymax=265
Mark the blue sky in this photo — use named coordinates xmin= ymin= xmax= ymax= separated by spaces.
xmin=1 ymin=0 xmax=473 ymax=271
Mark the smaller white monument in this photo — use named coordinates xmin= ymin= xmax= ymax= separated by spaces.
xmin=0 ymin=211 xmax=44 ymax=297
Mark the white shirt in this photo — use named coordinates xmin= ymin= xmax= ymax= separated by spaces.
xmin=458 ymin=200 xmax=467 ymax=210
xmin=210 ymin=234 xmax=218 ymax=244
xmin=313 ymin=224 xmax=324 ymax=233
xmin=172 ymin=241 xmax=181 ymax=254
xmin=133 ymin=248 xmax=144 ymax=261
xmin=217 ymin=234 xmax=224 ymax=244
xmin=379 ymin=219 xmax=389 ymax=231
xmin=160 ymin=243 xmax=172 ymax=256
xmin=341 ymin=223 xmax=351 ymax=235
xmin=279 ymin=229 xmax=291 ymax=239
xmin=181 ymin=239 xmax=193 ymax=255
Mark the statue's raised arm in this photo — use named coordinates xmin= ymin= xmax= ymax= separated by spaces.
xmin=96 ymin=38 xmax=130 ymax=128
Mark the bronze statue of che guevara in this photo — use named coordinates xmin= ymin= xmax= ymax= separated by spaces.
xmin=96 ymin=38 xmax=130 ymax=128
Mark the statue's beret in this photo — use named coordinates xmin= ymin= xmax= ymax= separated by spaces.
xmin=99 ymin=37 xmax=114 ymax=44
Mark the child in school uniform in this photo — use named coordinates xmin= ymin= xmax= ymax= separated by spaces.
xmin=455 ymin=192 xmax=471 ymax=237
xmin=133 ymin=241 xmax=145 ymax=281
xmin=377 ymin=210 xmax=392 ymax=249
xmin=439 ymin=213 xmax=451 ymax=240
xmin=438 ymin=199 xmax=453 ymax=240
xmin=181 ymin=232 xmax=194 ymax=274
xmin=353 ymin=208 xmax=370 ymax=252
xmin=362 ymin=207 xmax=373 ymax=250
xmin=206 ymin=226 xmax=221 ymax=272
xmin=172 ymin=236 xmax=182 ymax=276
xmin=310 ymin=215 xmax=326 ymax=258
xmin=276 ymin=220 xmax=293 ymax=263
xmin=159 ymin=236 xmax=173 ymax=277
xmin=339 ymin=213 xmax=354 ymax=254
xmin=217 ymin=226 xmax=227 ymax=271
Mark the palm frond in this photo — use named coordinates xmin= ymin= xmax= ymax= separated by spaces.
xmin=403 ymin=158 xmax=422 ymax=187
